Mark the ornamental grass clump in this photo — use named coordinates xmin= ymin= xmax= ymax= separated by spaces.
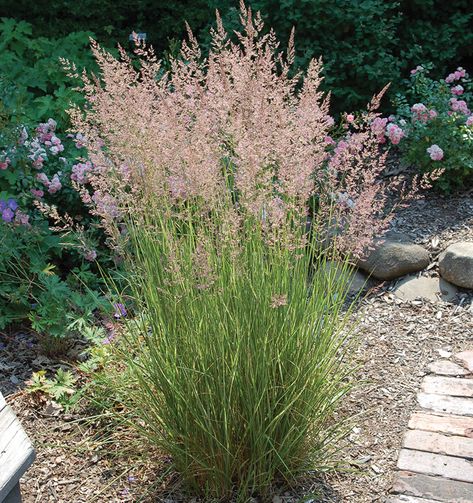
xmin=68 ymin=3 xmax=401 ymax=498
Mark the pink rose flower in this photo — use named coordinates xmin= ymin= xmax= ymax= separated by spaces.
xmin=370 ymin=117 xmax=388 ymax=143
xmin=33 ymin=156 xmax=44 ymax=169
xmin=0 ymin=157 xmax=10 ymax=170
xmin=410 ymin=65 xmax=424 ymax=75
xmin=450 ymin=98 xmax=470 ymax=115
xmin=36 ymin=172 xmax=50 ymax=185
xmin=411 ymin=103 xmax=436 ymax=123
xmin=47 ymin=118 xmax=57 ymax=130
xmin=427 ymin=144 xmax=444 ymax=161
xmin=451 ymin=85 xmax=464 ymax=96
xmin=446 ymin=67 xmax=468 ymax=83
xmin=47 ymin=174 xmax=62 ymax=194
xmin=386 ymin=123 xmax=405 ymax=145
xmin=30 ymin=188 xmax=44 ymax=198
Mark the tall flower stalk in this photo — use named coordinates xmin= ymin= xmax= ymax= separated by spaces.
xmin=68 ymin=2 xmax=396 ymax=256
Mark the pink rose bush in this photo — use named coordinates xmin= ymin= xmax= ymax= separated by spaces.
xmin=388 ymin=64 xmax=473 ymax=191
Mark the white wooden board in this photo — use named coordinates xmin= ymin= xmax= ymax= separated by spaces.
xmin=0 ymin=393 xmax=35 ymax=501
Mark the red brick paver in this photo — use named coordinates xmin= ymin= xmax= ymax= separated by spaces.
xmin=427 ymin=360 xmax=469 ymax=377
xmin=389 ymin=351 xmax=473 ymax=502
xmin=403 ymin=429 xmax=473 ymax=458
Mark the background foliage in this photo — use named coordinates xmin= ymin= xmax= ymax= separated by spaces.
xmin=1 ymin=0 xmax=472 ymax=112
xmin=0 ymin=92 xmax=111 ymax=345
xmin=0 ymin=17 xmax=101 ymax=124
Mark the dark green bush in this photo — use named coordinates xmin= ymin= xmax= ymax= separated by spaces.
xmin=2 ymin=1 xmax=472 ymax=112
xmin=0 ymin=1 xmax=211 ymax=56
xmin=0 ymin=18 xmax=104 ymax=124
xmin=224 ymin=0 xmax=473 ymax=112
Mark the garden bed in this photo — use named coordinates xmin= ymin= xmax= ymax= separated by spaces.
xmin=1 ymin=191 xmax=472 ymax=502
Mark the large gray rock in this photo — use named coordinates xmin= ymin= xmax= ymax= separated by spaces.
xmin=356 ymin=233 xmax=430 ymax=280
xmin=439 ymin=242 xmax=473 ymax=289
xmin=393 ymin=275 xmax=457 ymax=302
xmin=320 ymin=261 xmax=371 ymax=296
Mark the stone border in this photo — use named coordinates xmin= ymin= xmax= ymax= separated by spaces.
xmin=387 ymin=351 xmax=473 ymax=502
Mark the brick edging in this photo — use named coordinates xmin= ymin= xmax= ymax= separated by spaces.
xmin=388 ymin=351 xmax=473 ymax=502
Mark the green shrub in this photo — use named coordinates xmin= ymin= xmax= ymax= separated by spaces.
xmin=1 ymin=1 xmax=211 ymax=55
xmin=0 ymin=18 xmax=103 ymax=124
xmin=4 ymin=2 xmax=473 ymax=113
xmin=0 ymin=219 xmax=102 ymax=331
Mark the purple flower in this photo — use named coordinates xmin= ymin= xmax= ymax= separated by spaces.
xmin=84 ymin=249 xmax=97 ymax=261
xmin=7 ymin=198 xmax=18 ymax=211
xmin=0 ymin=201 xmax=6 ymax=211
xmin=2 ymin=208 xmax=14 ymax=223
xmin=102 ymin=334 xmax=114 ymax=345
xmin=113 ymin=303 xmax=127 ymax=319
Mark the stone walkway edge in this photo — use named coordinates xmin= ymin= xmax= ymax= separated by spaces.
xmin=387 ymin=350 xmax=473 ymax=503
